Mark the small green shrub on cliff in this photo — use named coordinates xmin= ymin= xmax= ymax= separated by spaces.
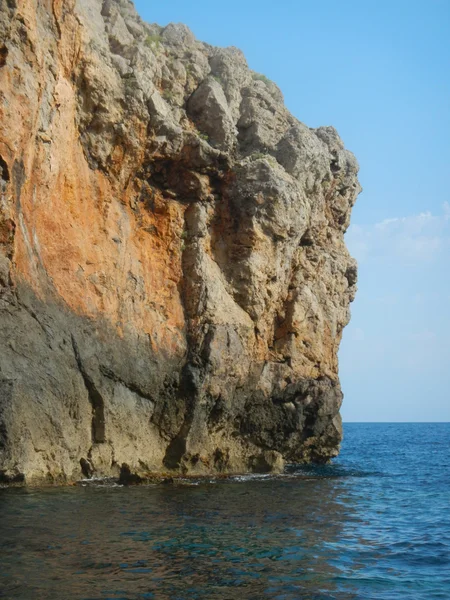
xmin=145 ymin=34 xmax=162 ymax=49
xmin=252 ymin=72 xmax=272 ymax=86
xmin=162 ymin=89 xmax=174 ymax=102
xmin=250 ymin=152 xmax=278 ymax=168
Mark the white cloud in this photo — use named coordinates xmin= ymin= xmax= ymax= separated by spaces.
xmin=375 ymin=217 xmax=403 ymax=230
xmin=346 ymin=204 xmax=450 ymax=265
xmin=443 ymin=201 xmax=450 ymax=219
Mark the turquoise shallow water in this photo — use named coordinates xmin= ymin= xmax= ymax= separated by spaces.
xmin=0 ymin=423 xmax=449 ymax=599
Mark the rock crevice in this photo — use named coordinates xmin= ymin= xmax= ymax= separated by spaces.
xmin=71 ymin=335 xmax=106 ymax=445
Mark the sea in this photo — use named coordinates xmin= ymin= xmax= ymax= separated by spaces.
xmin=0 ymin=423 xmax=449 ymax=600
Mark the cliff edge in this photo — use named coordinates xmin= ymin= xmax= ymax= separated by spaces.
xmin=0 ymin=0 xmax=361 ymax=485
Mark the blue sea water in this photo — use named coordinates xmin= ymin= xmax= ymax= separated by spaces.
xmin=0 ymin=423 xmax=449 ymax=599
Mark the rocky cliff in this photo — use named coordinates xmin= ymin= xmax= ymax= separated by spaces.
xmin=0 ymin=0 xmax=361 ymax=485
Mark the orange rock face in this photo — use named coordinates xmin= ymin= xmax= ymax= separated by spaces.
xmin=1 ymin=2 xmax=186 ymax=355
xmin=0 ymin=0 xmax=360 ymax=485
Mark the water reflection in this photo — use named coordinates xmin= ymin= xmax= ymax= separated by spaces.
xmin=3 ymin=424 xmax=450 ymax=599
xmin=0 ymin=475 xmax=362 ymax=599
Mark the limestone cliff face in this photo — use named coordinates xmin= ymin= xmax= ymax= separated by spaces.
xmin=0 ymin=0 xmax=361 ymax=484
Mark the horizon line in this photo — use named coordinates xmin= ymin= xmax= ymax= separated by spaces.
xmin=343 ymin=421 xmax=449 ymax=424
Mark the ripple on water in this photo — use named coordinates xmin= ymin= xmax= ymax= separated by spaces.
xmin=0 ymin=423 xmax=449 ymax=600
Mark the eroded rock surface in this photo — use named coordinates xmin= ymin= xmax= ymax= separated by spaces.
xmin=0 ymin=0 xmax=361 ymax=485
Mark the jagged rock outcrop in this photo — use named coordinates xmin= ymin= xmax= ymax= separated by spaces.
xmin=0 ymin=0 xmax=361 ymax=485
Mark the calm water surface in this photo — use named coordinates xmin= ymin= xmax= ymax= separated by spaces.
xmin=0 ymin=423 xmax=449 ymax=599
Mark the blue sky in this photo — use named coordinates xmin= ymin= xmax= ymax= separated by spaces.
xmin=135 ymin=0 xmax=450 ymax=421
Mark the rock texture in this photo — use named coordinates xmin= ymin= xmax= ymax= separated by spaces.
xmin=0 ymin=0 xmax=361 ymax=485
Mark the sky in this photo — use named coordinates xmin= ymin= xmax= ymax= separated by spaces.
xmin=134 ymin=0 xmax=450 ymax=422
